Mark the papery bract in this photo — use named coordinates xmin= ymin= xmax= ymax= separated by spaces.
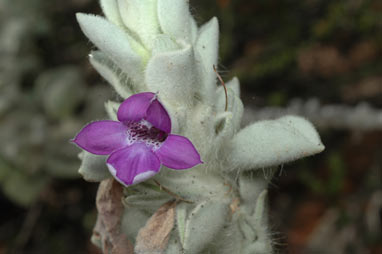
xmin=73 ymin=92 xmax=202 ymax=186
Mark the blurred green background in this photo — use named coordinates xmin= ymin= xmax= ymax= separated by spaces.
xmin=0 ymin=0 xmax=381 ymax=253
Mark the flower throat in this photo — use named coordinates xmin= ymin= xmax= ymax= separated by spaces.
xmin=126 ymin=120 xmax=168 ymax=148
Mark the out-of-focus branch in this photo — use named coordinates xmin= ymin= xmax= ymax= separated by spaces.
xmin=243 ymin=98 xmax=382 ymax=131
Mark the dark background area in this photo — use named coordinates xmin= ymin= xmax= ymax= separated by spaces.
xmin=0 ymin=0 xmax=381 ymax=253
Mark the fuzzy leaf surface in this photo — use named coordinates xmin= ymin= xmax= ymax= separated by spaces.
xmin=226 ymin=115 xmax=325 ymax=171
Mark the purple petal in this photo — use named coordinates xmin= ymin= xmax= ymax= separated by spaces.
xmin=107 ymin=143 xmax=161 ymax=186
xmin=145 ymin=99 xmax=171 ymax=133
xmin=73 ymin=120 xmax=128 ymax=155
xmin=117 ymin=92 xmax=155 ymax=123
xmin=155 ymin=134 xmax=202 ymax=169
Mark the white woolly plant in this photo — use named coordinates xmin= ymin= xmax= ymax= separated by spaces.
xmin=75 ymin=0 xmax=325 ymax=253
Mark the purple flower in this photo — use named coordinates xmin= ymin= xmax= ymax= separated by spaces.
xmin=73 ymin=92 xmax=202 ymax=186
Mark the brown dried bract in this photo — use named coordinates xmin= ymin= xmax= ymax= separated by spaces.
xmin=135 ymin=200 xmax=177 ymax=254
xmin=230 ymin=198 xmax=240 ymax=215
xmin=93 ymin=178 xmax=133 ymax=254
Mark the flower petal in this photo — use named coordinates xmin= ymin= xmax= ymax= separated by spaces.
xmin=155 ymin=134 xmax=202 ymax=169
xmin=146 ymin=99 xmax=171 ymax=133
xmin=73 ymin=120 xmax=128 ymax=155
xmin=117 ymin=92 xmax=155 ymax=122
xmin=107 ymin=143 xmax=161 ymax=186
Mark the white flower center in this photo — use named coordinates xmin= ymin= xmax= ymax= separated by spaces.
xmin=126 ymin=120 xmax=167 ymax=149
